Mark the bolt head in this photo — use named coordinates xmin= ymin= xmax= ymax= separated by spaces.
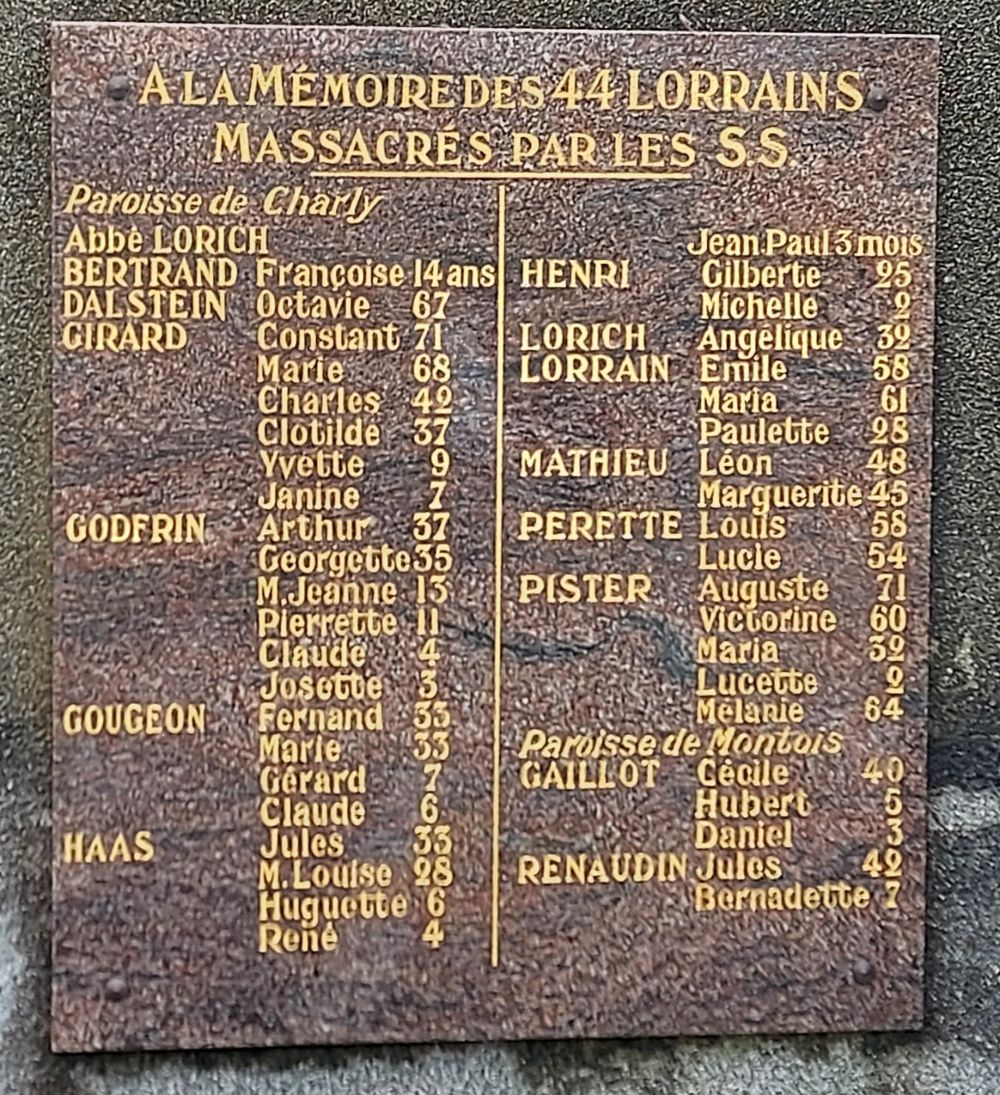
xmin=106 ymin=74 xmax=130 ymax=102
xmin=852 ymin=958 xmax=876 ymax=986
xmin=866 ymin=85 xmax=890 ymax=112
xmin=104 ymin=975 xmax=128 ymax=1000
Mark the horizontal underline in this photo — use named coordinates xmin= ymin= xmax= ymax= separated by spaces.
xmin=309 ymin=169 xmax=691 ymax=181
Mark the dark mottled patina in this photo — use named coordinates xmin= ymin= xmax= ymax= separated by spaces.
xmin=50 ymin=23 xmax=937 ymax=1053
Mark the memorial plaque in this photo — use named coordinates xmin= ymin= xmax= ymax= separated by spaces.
xmin=51 ymin=22 xmax=937 ymax=1052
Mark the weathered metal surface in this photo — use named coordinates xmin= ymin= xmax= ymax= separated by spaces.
xmin=50 ymin=22 xmax=937 ymax=1052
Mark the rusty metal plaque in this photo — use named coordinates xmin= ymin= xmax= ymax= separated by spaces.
xmin=51 ymin=22 xmax=937 ymax=1052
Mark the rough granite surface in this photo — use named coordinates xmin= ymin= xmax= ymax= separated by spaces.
xmin=1 ymin=1 xmax=999 ymax=1093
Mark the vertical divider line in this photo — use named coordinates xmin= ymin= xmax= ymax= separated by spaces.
xmin=490 ymin=183 xmax=507 ymax=968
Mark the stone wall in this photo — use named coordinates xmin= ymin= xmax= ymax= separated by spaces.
xmin=3 ymin=1 xmax=999 ymax=1091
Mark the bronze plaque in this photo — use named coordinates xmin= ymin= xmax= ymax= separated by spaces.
xmin=51 ymin=22 xmax=937 ymax=1052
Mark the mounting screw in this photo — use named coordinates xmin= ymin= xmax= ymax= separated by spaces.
xmin=866 ymin=85 xmax=890 ymax=113
xmin=851 ymin=958 xmax=876 ymax=986
xmin=106 ymin=74 xmax=130 ymax=102
xmin=104 ymin=975 xmax=129 ymax=1001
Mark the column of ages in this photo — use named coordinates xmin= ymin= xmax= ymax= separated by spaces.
xmin=407 ymin=255 xmax=472 ymax=948
xmin=858 ymin=243 xmax=925 ymax=909
xmin=398 ymin=186 xmax=499 ymax=950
